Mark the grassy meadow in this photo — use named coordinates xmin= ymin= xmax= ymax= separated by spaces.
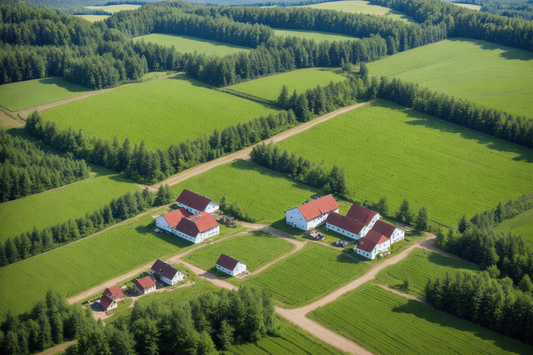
xmin=494 ymin=208 xmax=533 ymax=249
xmin=274 ymin=28 xmax=356 ymax=42
xmin=368 ymin=38 xmax=533 ymax=118
xmin=454 ymin=3 xmax=481 ymax=10
xmin=75 ymin=15 xmax=110 ymax=22
xmin=85 ymin=4 xmax=141 ymax=13
xmin=39 ymin=76 xmax=280 ymax=151
xmin=302 ymin=1 xmax=415 ymax=22
xmin=275 ymin=99 xmax=533 ymax=227
xmin=135 ymin=33 xmax=251 ymax=56
xmin=227 ymin=68 xmax=347 ymax=102
xmin=309 ymin=284 xmax=533 ymax=355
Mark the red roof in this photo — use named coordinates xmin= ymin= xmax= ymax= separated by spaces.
xmin=296 ymin=195 xmax=338 ymax=221
xmin=176 ymin=189 xmax=213 ymax=211
xmin=151 ymin=259 xmax=180 ymax=280
xmin=216 ymin=254 xmax=241 ymax=270
xmin=364 ymin=230 xmax=389 ymax=245
xmin=356 ymin=238 xmax=378 ymax=252
xmin=100 ymin=294 xmax=115 ymax=311
xmin=371 ymin=220 xmax=397 ymax=239
xmin=163 ymin=208 xmax=190 ymax=228
xmin=175 ymin=212 xmax=218 ymax=237
xmin=102 ymin=285 xmax=124 ymax=300
xmin=134 ymin=276 xmax=156 ymax=292
xmin=346 ymin=204 xmax=379 ymax=225
xmin=326 ymin=212 xmax=367 ymax=234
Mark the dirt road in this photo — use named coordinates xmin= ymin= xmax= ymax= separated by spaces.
xmin=36 ymin=340 xmax=77 ymax=355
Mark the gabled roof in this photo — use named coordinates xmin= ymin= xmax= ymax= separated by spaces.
xmin=356 ymin=238 xmax=378 ymax=252
xmin=294 ymin=195 xmax=338 ymax=221
xmin=346 ymin=204 xmax=379 ymax=225
xmin=364 ymin=230 xmax=389 ymax=245
xmin=216 ymin=254 xmax=242 ymax=271
xmin=134 ymin=276 xmax=155 ymax=292
xmin=162 ymin=208 xmax=191 ymax=228
xmin=175 ymin=212 xmax=218 ymax=236
xmin=176 ymin=189 xmax=214 ymax=211
xmin=326 ymin=212 xmax=367 ymax=234
xmin=100 ymin=294 xmax=115 ymax=310
xmin=151 ymin=259 xmax=181 ymax=280
xmin=103 ymin=285 xmax=124 ymax=300
xmin=371 ymin=220 xmax=398 ymax=239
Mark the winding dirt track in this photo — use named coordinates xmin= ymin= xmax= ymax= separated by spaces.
xmin=35 ymin=340 xmax=78 ymax=355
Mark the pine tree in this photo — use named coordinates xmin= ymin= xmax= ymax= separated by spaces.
xmin=377 ymin=197 xmax=389 ymax=216
xmin=397 ymin=199 xmax=414 ymax=225
xmin=458 ymin=215 xmax=469 ymax=233
xmin=4 ymin=237 xmax=20 ymax=264
xmin=0 ymin=242 xmax=7 ymax=266
xmin=518 ymin=274 xmax=533 ymax=294
xmin=415 ymin=206 xmax=431 ymax=231
xmin=277 ymin=84 xmax=289 ymax=109
xmin=217 ymin=319 xmax=235 ymax=350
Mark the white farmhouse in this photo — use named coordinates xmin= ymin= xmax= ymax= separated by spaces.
xmin=355 ymin=230 xmax=391 ymax=260
xmin=150 ymin=259 xmax=186 ymax=286
xmin=99 ymin=286 xmax=124 ymax=312
xmin=371 ymin=220 xmax=405 ymax=243
xmin=176 ymin=189 xmax=219 ymax=215
xmin=346 ymin=204 xmax=380 ymax=229
xmin=134 ymin=276 xmax=156 ymax=295
xmin=286 ymin=195 xmax=339 ymax=231
xmin=325 ymin=212 xmax=369 ymax=239
xmin=173 ymin=212 xmax=220 ymax=244
xmin=155 ymin=208 xmax=190 ymax=232
xmin=99 ymin=294 xmax=117 ymax=312
xmin=216 ymin=254 xmax=247 ymax=276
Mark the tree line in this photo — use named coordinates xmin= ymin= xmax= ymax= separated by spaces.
xmin=0 ymin=129 xmax=90 ymax=202
xmin=480 ymin=0 xmax=533 ymax=21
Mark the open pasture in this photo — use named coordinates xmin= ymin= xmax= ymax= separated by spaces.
xmin=453 ymin=3 xmax=481 ymax=11
xmin=135 ymin=33 xmax=251 ymax=56
xmin=495 ymin=208 xmax=533 ymax=249
xmin=302 ymin=1 xmax=415 ymax=22
xmin=308 ymin=284 xmax=533 ymax=355
xmin=85 ymin=4 xmax=141 ymax=13
xmin=274 ymin=28 xmax=356 ymax=42
xmin=75 ymin=15 xmax=110 ymax=22
xmin=226 ymin=68 xmax=346 ymax=102
xmin=39 ymin=76 xmax=280 ymax=151
xmin=241 ymin=243 xmax=370 ymax=308
xmin=368 ymin=38 xmax=533 ymax=118
xmin=183 ymin=231 xmax=295 ymax=273
xmin=275 ymin=99 xmax=533 ymax=227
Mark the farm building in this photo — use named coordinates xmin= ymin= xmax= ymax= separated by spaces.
xmin=155 ymin=208 xmax=191 ymax=232
xmin=371 ymin=220 xmax=405 ymax=243
xmin=134 ymin=276 xmax=156 ymax=295
xmin=174 ymin=212 xmax=220 ymax=244
xmin=99 ymin=285 xmax=125 ymax=311
xmin=355 ymin=230 xmax=391 ymax=260
xmin=326 ymin=212 xmax=369 ymax=239
xmin=176 ymin=189 xmax=219 ymax=215
xmin=99 ymin=294 xmax=118 ymax=312
xmin=150 ymin=259 xmax=186 ymax=286
xmin=346 ymin=204 xmax=380 ymax=229
xmin=216 ymin=254 xmax=247 ymax=276
xmin=286 ymin=195 xmax=339 ymax=231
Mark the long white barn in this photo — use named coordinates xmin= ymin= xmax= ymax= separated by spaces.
xmin=286 ymin=195 xmax=339 ymax=231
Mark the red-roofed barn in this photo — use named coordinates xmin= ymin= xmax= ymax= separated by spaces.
xmin=346 ymin=204 xmax=380 ymax=228
xmin=155 ymin=208 xmax=191 ymax=232
xmin=285 ymin=195 xmax=339 ymax=231
xmin=216 ymin=254 xmax=247 ymax=276
xmin=174 ymin=212 xmax=220 ymax=244
xmin=134 ymin=276 xmax=156 ymax=295
xmin=176 ymin=189 xmax=219 ymax=215
xmin=371 ymin=220 xmax=405 ymax=243
xmin=355 ymin=230 xmax=391 ymax=260
xmin=325 ymin=212 xmax=369 ymax=239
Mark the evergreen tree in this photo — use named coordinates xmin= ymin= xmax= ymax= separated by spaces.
xmin=518 ymin=274 xmax=533 ymax=294
xmin=458 ymin=215 xmax=470 ymax=233
xmin=415 ymin=206 xmax=431 ymax=231
xmin=4 ymin=237 xmax=20 ymax=264
xmin=376 ymin=197 xmax=389 ymax=216
xmin=217 ymin=319 xmax=235 ymax=350
xmin=0 ymin=242 xmax=7 ymax=266
xmin=397 ymin=199 xmax=414 ymax=225
xmin=277 ymin=84 xmax=289 ymax=109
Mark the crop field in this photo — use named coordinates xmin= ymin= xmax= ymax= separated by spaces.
xmin=0 ymin=166 xmax=139 ymax=243
xmin=308 ymin=284 xmax=533 ymax=355
xmin=135 ymin=33 xmax=251 ymax=56
xmin=494 ymin=208 xmax=533 ymax=249
xmin=273 ymin=28 xmax=356 ymax=42
xmin=226 ymin=68 xmax=347 ymax=102
xmin=367 ymin=38 xmax=533 ymax=118
xmin=0 ymin=77 xmax=91 ymax=112
xmin=374 ymin=249 xmax=480 ymax=297
xmin=183 ymin=231 xmax=295 ymax=273
xmin=275 ymin=99 xmax=533 ymax=227
xmin=241 ymin=243 xmax=370 ymax=308
xmin=39 ymin=76 xmax=280 ymax=151
xmin=75 ymin=15 xmax=110 ymax=22
xmin=302 ymin=1 xmax=415 ymax=22
xmin=85 ymin=4 xmax=141 ymax=13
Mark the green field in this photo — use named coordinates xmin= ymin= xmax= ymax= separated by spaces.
xmin=75 ymin=15 xmax=110 ymax=22
xmin=303 ymin=1 xmax=415 ymax=22
xmin=374 ymin=249 xmax=480 ymax=296
xmin=85 ymin=4 xmax=141 ymax=13
xmin=368 ymin=38 xmax=533 ymax=118
xmin=275 ymin=99 xmax=533 ymax=227
xmin=0 ymin=166 xmax=139 ymax=243
xmin=0 ymin=77 xmax=91 ymax=112
xmin=454 ymin=3 xmax=481 ymax=10
xmin=241 ymin=243 xmax=370 ymax=308
xmin=494 ymin=208 xmax=533 ymax=249
xmin=39 ymin=76 xmax=280 ymax=151
xmin=227 ymin=68 xmax=347 ymax=102
xmin=135 ymin=33 xmax=251 ymax=56
xmin=183 ymin=231 xmax=295 ymax=273
xmin=309 ymin=284 xmax=533 ymax=355
xmin=274 ymin=28 xmax=356 ymax=42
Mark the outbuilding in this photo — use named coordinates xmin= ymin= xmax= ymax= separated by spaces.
xmin=150 ymin=259 xmax=186 ymax=286
xmin=326 ymin=212 xmax=369 ymax=239
xmin=176 ymin=189 xmax=219 ymax=215
xmin=286 ymin=195 xmax=339 ymax=231
xmin=99 ymin=294 xmax=118 ymax=312
xmin=371 ymin=220 xmax=405 ymax=243
xmin=216 ymin=254 xmax=247 ymax=276
xmin=355 ymin=230 xmax=391 ymax=260
xmin=134 ymin=276 xmax=156 ymax=295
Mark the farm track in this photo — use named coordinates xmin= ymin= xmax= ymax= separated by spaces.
xmin=35 ymin=340 xmax=77 ymax=355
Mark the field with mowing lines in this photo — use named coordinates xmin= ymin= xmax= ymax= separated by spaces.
xmin=0 ymin=77 xmax=91 ymax=112
xmin=171 ymin=159 xmax=352 ymax=226
xmin=227 ymin=68 xmax=346 ymax=102
xmin=39 ymin=76 xmax=280 ymax=151
xmin=184 ymin=231 xmax=295 ymax=273
xmin=309 ymin=284 xmax=533 ymax=355
xmin=85 ymin=4 xmax=141 ymax=13
xmin=135 ymin=33 xmax=250 ymax=56
xmin=303 ymin=1 xmax=415 ymax=22
xmin=274 ymin=28 xmax=356 ymax=42
xmin=241 ymin=243 xmax=370 ymax=308
xmin=75 ymin=15 xmax=110 ymax=22
xmin=374 ymin=249 xmax=480 ymax=296
xmin=276 ymin=99 xmax=533 ymax=227
xmin=368 ymin=38 xmax=533 ymax=118
xmin=0 ymin=166 xmax=138 ymax=243
xmin=495 ymin=208 xmax=533 ymax=249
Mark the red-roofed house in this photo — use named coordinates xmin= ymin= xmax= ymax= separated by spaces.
xmin=156 ymin=208 xmax=191 ymax=232
xmin=134 ymin=276 xmax=156 ymax=295
xmin=216 ymin=254 xmax=247 ymax=276
xmin=346 ymin=204 xmax=380 ymax=228
xmin=150 ymin=259 xmax=186 ymax=285
xmin=325 ymin=212 xmax=369 ymax=239
xmin=371 ymin=220 xmax=405 ymax=243
xmin=176 ymin=189 xmax=219 ymax=215
xmin=285 ymin=195 xmax=339 ymax=231
xmin=174 ymin=212 xmax=219 ymax=244
xmin=102 ymin=285 xmax=124 ymax=302
xmin=355 ymin=230 xmax=391 ymax=260
xmin=99 ymin=294 xmax=117 ymax=312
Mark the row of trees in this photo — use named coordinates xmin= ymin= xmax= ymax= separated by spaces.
xmin=0 ymin=129 xmax=90 ymax=202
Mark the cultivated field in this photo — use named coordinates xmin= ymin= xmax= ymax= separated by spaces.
xmin=302 ymin=1 xmax=415 ymax=22
xmin=276 ymin=99 xmax=533 ymax=227
xmin=39 ymin=76 xmax=280 ymax=151
xmin=308 ymin=283 xmax=533 ymax=355
xmin=494 ymin=208 xmax=533 ymax=249
xmin=135 ymin=33 xmax=251 ymax=56
xmin=368 ymin=38 xmax=533 ymax=118
xmin=75 ymin=15 xmax=110 ymax=22
xmin=85 ymin=4 xmax=141 ymax=13
xmin=0 ymin=166 xmax=138 ymax=243
xmin=0 ymin=77 xmax=91 ymax=112
xmin=241 ymin=243 xmax=370 ymax=308
xmin=227 ymin=68 xmax=347 ymax=102
xmin=274 ymin=28 xmax=356 ymax=42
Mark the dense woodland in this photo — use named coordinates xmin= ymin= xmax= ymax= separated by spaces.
xmin=459 ymin=0 xmax=533 ymax=21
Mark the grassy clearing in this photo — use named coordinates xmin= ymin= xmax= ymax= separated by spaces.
xmin=309 ymin=283 xmax=533 ymax=355
xmin=274 ymin=28 xmax=356 ymax=42
xmin=135 ymin=33 xmax=250 ymax=56
xmin=276 ymin=99 xmax=533 ymax=227
xmin=454 ymin=3 xmax=481 ymax=11
xmin=241 ymin=243 xmax=370 ymax=308
xmin=226 ymin=68 xmax=347 ymax=102
xmin=0 ymin=166 xmax=139 ymax=243
xmin=495 ymin=208 xmax=533 ymax=249
xmin=374 ymin=248 xmax=480 ymax=297
xmin=303 ymin=1 xmax=415 ymax=22
xmin=368 ymin=38 xmax=533 ymax=118
xmin=0 ymin=77 xmax=91 ymax=112
xmin=39 ymin=76 xmax=280 ymax=151
xmin=85 ymin=4 xmax=141 ymax=13
xmin=75 ymin=15 xmax=110 ymax=22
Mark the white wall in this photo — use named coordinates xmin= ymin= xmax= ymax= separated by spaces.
xmin=326 ymin=223 xmax=368 ymax=240
xmin=368 ymin=214 xmax=381 ymax=229
xmin=206 ymin=201 xmax=219 ymax=213
xmin=156 ymin=217 xmax=172 ymax=232
xmin=391 ymin=228 xmax=405 ymax=243
xmin=174 ymin=225 xmax=220 ymax=244
xmin=286 ymin=208 xmax=339 ymax=231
